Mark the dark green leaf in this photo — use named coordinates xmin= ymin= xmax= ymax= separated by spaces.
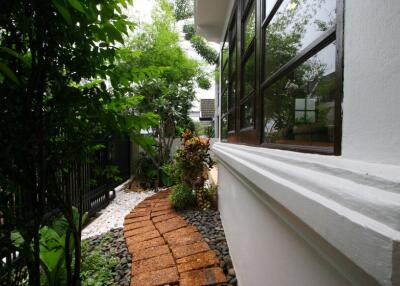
xmin=67 ymin=0 xmax=84 ymax=12
xmin=52 ymin=0 xmax=72 ymax=24
xmin=104 ymin=23 xmax=124 ymax=44
xmin=0 ymin=62 xmax=19 ymax=84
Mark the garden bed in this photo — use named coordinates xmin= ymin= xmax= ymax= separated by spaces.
xmin=81 ymin=228 xmax=131 ymax=286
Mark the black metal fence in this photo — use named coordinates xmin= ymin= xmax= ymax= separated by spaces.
xmin=0 ymin=136 xmax=131 ymax=284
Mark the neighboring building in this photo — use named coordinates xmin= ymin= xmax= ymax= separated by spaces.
xmin=195 ymin=1 xmax=400 ymax=286
xmin=200 ymin=98 xmax=215 ymax=121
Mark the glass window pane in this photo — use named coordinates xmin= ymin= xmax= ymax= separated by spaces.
xmin=265 ymin=0 xmax=336 ymax=78
xmin=222 ymin=65 xmax=229 ymax=93
xmin=241 ymin=97 xmax=254 ymax=128
xmin=263 ymin=43 xmax=336 ymax=148
xmin=264 ymin=0 xmax=278 ymax=19
xmin=222 ymin=41 xmax=229 ymax=66
xmin=243 ymin=51 xmax=255 ymax=97
xmin=230 ymin=44 xmax=237 ymax=75
xmin=221 ymin=115 xmax=228 ymax=139
xmin=221 ymin=90 xmax=228 ymax=115
xmin=229 ymin=79 xmax=236 ymax=109
xmin=244 ymin=5 xmax=256 ymax=51
xmin=228 ymin=112 xmax=235 ymax=131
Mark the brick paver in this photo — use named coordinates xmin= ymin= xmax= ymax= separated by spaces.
xmin=171 ymin=241 xmax=210 ymax=259
xmin=180 ymin=267 xmax=227 ymax=286
xmin=130 ymin=267 xmax=179 ymax=286
xmin=127 ymin=237 xmax=165 ymax=254
xmin=123 ymin=189 xmax=227 ymax=286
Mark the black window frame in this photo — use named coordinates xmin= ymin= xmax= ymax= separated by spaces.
xmin=219 ymin=0 xmax=343 ymax=155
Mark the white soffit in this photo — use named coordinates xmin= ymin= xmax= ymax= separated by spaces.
xmin=195 ymin=0 xmax=232 ymax=42
xmin=213 ymin=143 xmax=400 ymax=286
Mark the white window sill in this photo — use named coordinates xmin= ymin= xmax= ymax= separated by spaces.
xmin=212 ymin=142 xmax=400 ymax=286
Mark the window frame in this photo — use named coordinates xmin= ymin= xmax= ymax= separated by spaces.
xmin=220 ymin=0 xmax=344 ymax=155
xmin=238 ymin=0 xmax=259 ymax=140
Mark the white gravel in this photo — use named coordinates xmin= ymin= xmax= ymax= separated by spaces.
xmin=82 ymin=183 xmax=155 ymax=239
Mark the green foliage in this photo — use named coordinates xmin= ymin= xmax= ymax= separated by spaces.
xmin=169 ymin=183 xmax=196 ymax=210
xmin=160 ymin=161 xmax=181 ymax=187
xmin=0 ymin=0 xmax=155 ymax=285
xmin=182 ymin=24 xmax=219 ymax=65
xmin=173 ymin=0 xmax=194 ymax=20
xmin=80 ymin=235 xmax=119 ymax=286
xmin=175 ymin=130 xmax=215 ymax=189
xmin=183 ymin=23 xmax=195 ymax=40
xmin=190 ymin=35 xmax=219 ymax=65
xmin=117 ymin=0 xmax=210 ymax=166
xmin=134 ymin=153 xmax=158 ymax=189
xmin=11 ymin=208 xmax=88 ymax=286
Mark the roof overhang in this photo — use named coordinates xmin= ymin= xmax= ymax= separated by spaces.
xmin=194 ymin=0 xmax=233 ymax=43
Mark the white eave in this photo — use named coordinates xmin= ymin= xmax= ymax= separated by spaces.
xmin=194 ymin=0 xmax=233 ymax=43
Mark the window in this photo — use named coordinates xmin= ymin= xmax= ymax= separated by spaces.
xmin=240 ymin=1 xmax=256 ymax=129
xmin=264 ymin=0 xmax=336 ymax=78
xmin=263 ymin=44 xmax=336 ymax=153
xmin=221 ymin=38 xmax=229 ymax=140
xmin=219 ymin=0 xmax=342 ymax=155
xmin=221 ymin=10 xmax=238 ymax=140
xmin=243 ymin=52 xmax=255 ymax=97
xmin=243 ymin=5 xmax=256 ymax=51
xmin=263 ymin=0 xmax=278 ymax=20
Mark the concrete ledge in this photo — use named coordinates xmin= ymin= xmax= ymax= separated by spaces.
xmin=213 ymin=142 xmax=400 ymax=286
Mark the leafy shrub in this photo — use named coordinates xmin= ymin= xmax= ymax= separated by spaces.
xmin=135 ymin=153 xmax=158 ymax=189
xmin=175 ymin=130 xmax=215 ymax=189
xmin=160 ymin=162 xmax=181 ymax=187
xmin=169 ymin=183 xmax=196 ymax=210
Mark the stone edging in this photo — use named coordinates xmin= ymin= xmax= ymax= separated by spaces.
xmin=123 ymin=189 xmax=227 ymax=286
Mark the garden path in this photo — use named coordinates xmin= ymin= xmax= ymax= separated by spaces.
xmin=124 ymin=189 xmax=227 ymax=286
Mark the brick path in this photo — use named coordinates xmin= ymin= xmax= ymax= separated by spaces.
xmin=123 ymin=189 xmax=227 ymax=286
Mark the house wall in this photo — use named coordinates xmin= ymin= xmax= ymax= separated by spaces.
xmin=211 ymin=1 xmax=400 ymax=286
xmin=342 ymin=0 xmax=400 ymax=165
xmin=218 ymin=165 xmax=353 ymax=286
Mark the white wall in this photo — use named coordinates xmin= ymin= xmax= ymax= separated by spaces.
xmin=218 ymin=164 xmax=353 ymax=286
xmin=342 ymin=0 xmax=400 ymax=165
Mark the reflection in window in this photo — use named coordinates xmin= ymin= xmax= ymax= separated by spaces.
xmin=265 ymin=0 xmax=336 ymax=78
xmin=264 ymin=0 xmax=278 ymax=19
xmin=243 ymin=52 xmax=255 ymax=97
xmin=229 ymin=79 xmax=236 ymax=109
xmin=222 ymin=41 xmax=229 ymax=66
xmin=244 ymin=5 xmax=256 ymax=51
xmin=228 ymin=112 xmax=235 ymax=131
xmin=230 ymin=44 xmax=237 ymax=75
xmin=263 ymin=44 xmax=336 ymax=148
xmin=221 ymin=115 xmax=228 ymax=139
xmin=241 ymin=98 xmax=254 ymax=128
xmin=221 ymin=90 xmax=228 ymax=115
xmin=222 ymin=64 xmax=229 ymax=93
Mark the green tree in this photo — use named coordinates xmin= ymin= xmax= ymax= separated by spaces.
xmin=0 ymin=1 xmax=157 ymax=285
xmin=173 ymin=0 xmax=194 ymax=20
xmin=116 ymin=0 xmax=210 ymax=170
